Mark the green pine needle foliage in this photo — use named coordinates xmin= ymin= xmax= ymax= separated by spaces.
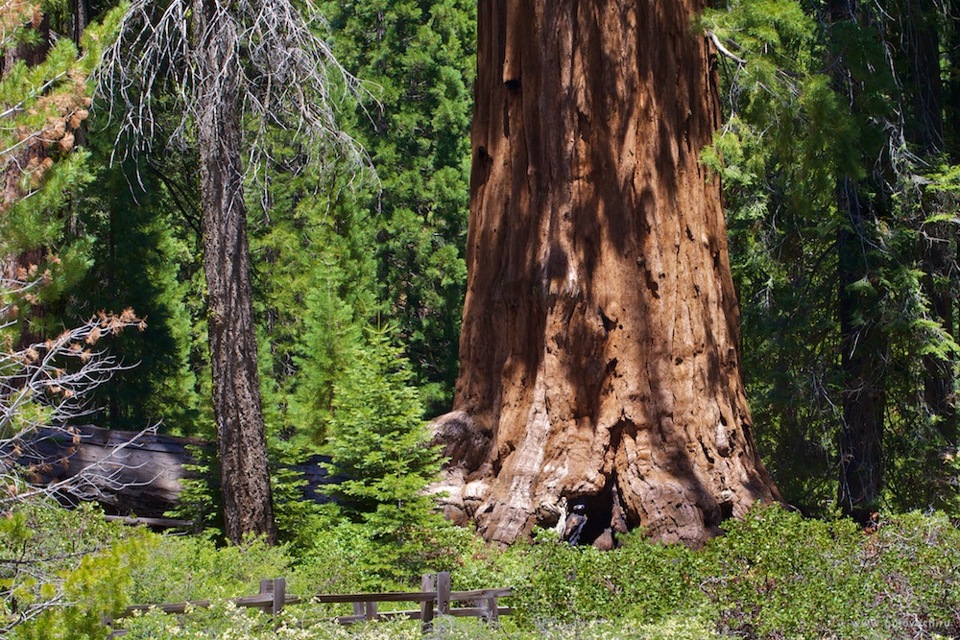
xmin=1 ymin=7 xmax=124 ymax=336
xmin=320 ymin=0 xmax=476 ymax=414
xmin=703 ymin=0 xmax=960 ymax=515
xmin=247 ymin=114 xmax=379 ymax=446
xmin=323 ymin=325 xmax=452 ymax=580
xmin=325 ymin=325 xmax=441 ymax=518
xmin=71 ymin=153 xmax=208 ymax=435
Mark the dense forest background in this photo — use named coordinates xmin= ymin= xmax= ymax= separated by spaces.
xmin=3 ymin=0 xmax=960 ymax=636
xmin=3 ymin=0 xmax=960 ymax=544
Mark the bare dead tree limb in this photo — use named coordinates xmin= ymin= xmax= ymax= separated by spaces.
xmin=706 ymin=29 xmax=747 ymax=66
xmin=0 ymin=277 xmax=155 ymax=507
xmin=95 ymin=0 xmax=373 ymax=190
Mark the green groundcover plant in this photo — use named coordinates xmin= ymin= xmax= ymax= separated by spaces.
xmin=5 ymin=501 xmax=960 ymax=639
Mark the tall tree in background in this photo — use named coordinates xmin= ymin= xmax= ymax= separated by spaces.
xmin=705 ymin=0 xmax=960 ymax=517
xmin=828 ymin=0 xmax=891 ymax=523
xmin=433 ymin=0 xmax=779 ymax=547
xmin=321 ymin=0 xmax=475 ymax=413
xmin=864 ymin=0 xmax=959 ymax=511
xmin=899 ymin=0 xmax=956 ymax=454
xmin=702 ymin=0 xmax=859 ymax=513
xmin=2 ymin=0 xmax=205 ymax=441
xmin=1 ymin=0 xmax=112 ymax=347
xmin=71 ymin=146 xmax=207 ymax=435
xmin=246 ymin=121 xmax=378 ymax=448
xmin=101 ymin=0 xmax=362 ymax=543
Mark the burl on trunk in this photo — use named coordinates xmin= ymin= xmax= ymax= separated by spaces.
xmin=432 ymin=0 xmax=779 ymax=547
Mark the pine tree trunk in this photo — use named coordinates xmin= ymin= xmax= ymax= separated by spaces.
xmin=829 ymin=0 xmax=884 ymax=523
xmin=947 ymin=0 xmax=960 ymax=162
xmin=433 ymin=0 xmax=778 ymax=547
xmin=836 ymin=180 xmax=887 ymax=522
xmin=193 ymin=0 xmax=276 ymax=544
xmin=71 ymin=0 xmax=89 ymax=45
xmin=902 ymin=0 xmax=956 ymax=448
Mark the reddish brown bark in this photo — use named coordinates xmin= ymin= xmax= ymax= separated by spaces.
xmin=2 ymin=9 xmax=88 ymax=348
xmin=433 ymin=0 xmax=778 ymax=547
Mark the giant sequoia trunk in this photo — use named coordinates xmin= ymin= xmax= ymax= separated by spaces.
xmin=194 ymin=0 xmax=276 ymax=544
xmin=433 ymin=0 xmax=778 ymax=547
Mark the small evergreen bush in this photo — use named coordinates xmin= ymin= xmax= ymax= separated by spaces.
xmin=321 ymin=326 xmax=459 ymax=584
xmin=0 ymin=499 xmax=150 ymax=640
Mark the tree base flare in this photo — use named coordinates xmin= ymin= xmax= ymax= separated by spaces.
xmin=431 ymin=410 xmax=777 ymax=547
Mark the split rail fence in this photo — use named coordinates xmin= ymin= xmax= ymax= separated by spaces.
xmin=105 ymin=571 xmax=511 ymax=636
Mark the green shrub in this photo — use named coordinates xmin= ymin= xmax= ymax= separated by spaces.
xmin=482 ymin=529 xmax=701 ymax=629
xmin=0 ymin=499 xmax=150 ymax=640
xmin=293 ymin=517 xmax=394 ymax=592
xmin=126 ymin=533 xmax=292 ymax=604
xmin=703 ymin=505 xmax=879 ymax=638
xmin=702 ymin=505 xmax=960 ymax=639
xmin=294 ymin=512 xmax=477 ymax=593
xmin=866 ymin=511 xmax=960 ymax=636
xmin=12 ymin=499 xmax=960 ymax=639
xmin=460 ymin=506 xmax=960 ymax=638
xmin=509 ymin=539 xmax=605 ymax=625
xmin=609 ymin=531 xmax=707 ymax=623
xmin=118 ymin=607 xmax=721 ymax=640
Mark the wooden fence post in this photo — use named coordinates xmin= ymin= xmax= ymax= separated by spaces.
xmin=485 ymin=593 xmax=500 ymax=627
xmin=436 ymin=571 xmax=451 ymax=616
xmin=108 ymin=572 xmax=512 ymax=632
xmin=420 ymin=573 xmax=436 ymax=632
xmin=259 ymin=577 xmax=286 ymax=615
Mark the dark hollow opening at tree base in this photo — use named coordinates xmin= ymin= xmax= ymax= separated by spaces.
xmin=561 ymin=477 xmax=628 ymax=549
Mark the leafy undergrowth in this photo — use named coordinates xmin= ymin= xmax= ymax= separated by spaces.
xmin=5 ymin=502 xmax=960 ymax=639
xmin=118 ymin=609 xmax=721 ymax=639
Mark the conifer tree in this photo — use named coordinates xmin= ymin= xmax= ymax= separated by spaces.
xmin=0 ymin=0 xmax=112 ymax=336
xmin=101 ymin=0 xmax=364 ymax=543
xmin=704 ymin=0 xmax=960 ymax=515
xmin=70 ymin=151 xmax=207 ymax=435
xmin=325 ymin=326 xmax=446 ymax=566
xmin=321 ymin=0 xmax=475 ymax=412
xmin=248 ymin=144 xmax=378 ymax=446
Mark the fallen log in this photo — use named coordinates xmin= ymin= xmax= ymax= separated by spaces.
xmin=9 ymin=425 xmax=338 ymax=520
xmin=10 ymin=425 xmax=208 ymax=517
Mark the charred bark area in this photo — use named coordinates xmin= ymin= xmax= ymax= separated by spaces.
xmin=434 ymin=0 xmax=778 ymax=547
xmin=194 ymin=0 xmax=276 ymax=544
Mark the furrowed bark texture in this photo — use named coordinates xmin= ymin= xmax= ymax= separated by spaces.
xmin=433 ymin=0 xmax=778 ymax=547
xmin=194 ymin=0 xmax=276 ymax=544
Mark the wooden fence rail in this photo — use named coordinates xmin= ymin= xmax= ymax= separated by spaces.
xmin=106 ymin=572 xmax=511 ymax=636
